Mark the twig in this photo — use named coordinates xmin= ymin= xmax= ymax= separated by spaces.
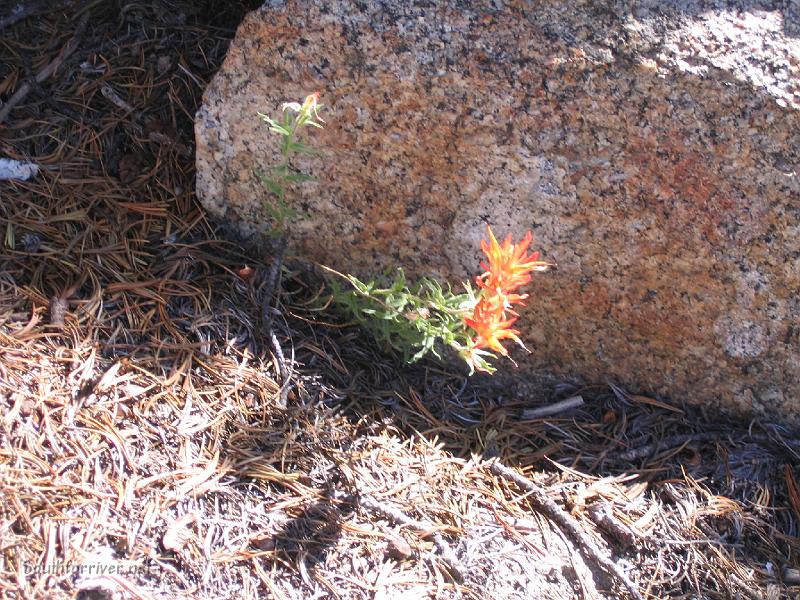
xmin=261 ymin=237 xmax=287 ymax=325
xmin=359 ymin=495 xmax=467 ymax=583
xmin=101 ymin=84 xmax=137 ymax=114
xmin=0 ymin=4 xmax=35 ymax=31
xmin=783 ymin=567 xmax=800 ymax=585
xmin=486 ymin=457 xmax=644 ymax=600
xmin=0 ymin=0 xmax=67 ymax=31
xmin=0 ymin=13 xmax=88 ymax=123
xmin=269 ymin=328 xmax=291 ymax=407
xmin=586 ymin=502 xmax=637 ymax=549
xmin=617 ymin=432 xmax=720 ymax=462
xmin=522 ymin=395 xmax=584 ymax=420
xmin=261 ymin=236 xmax=291 ymax=407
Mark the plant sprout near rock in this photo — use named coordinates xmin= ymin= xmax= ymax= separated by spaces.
xmin=256 ymin=92 xmax=323 ymax=237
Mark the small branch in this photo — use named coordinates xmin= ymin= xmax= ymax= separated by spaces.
xmin=487 ymin=458 xmax=644 ymax=600
xmin=0 ymin=4 xmax=35 ymax=30
xmin=100 ymin=84 xmax=137 ymax=114
xmin=261 ymin=237 xmax=287 ymax=323
xmin=268 ymin=328 xmax=291 ymax=407
xmin=617 ymin=432 xmax=720 ymax=462
xmin=261 ymin=236 xmax=291 ymax=407
xmin=0 ymin=0 xmax=68 ymax=31
xmin=521 ymin=395 xmax=584 ymax=420
xmin=359 ymin=495 xmax=467 ymax=583
xmin=0 ymin=12 xmax=88 ymax=123
xmin=586 ymin=502 xmax=638 ymax=549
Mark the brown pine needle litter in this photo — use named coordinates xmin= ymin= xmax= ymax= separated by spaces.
xmin=1 ymin=2 xmax=799 ymax=599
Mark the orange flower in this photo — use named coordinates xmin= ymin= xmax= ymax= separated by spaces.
xmin=281 ymin=92 xmax=324 ymax=122
xmin=476 ymin=225 xmax=544 ymax=294
xmin=301 ymin=91 xmax=324 ymax=122
xmin=463 ymin=294 xmax=524 ymax=355
xmin=463 ymin=225 xmax=543 ymax=367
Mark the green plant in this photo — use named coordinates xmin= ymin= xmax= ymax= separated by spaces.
xmin=256 ymin=93 xmax=549 ymax=374
xmin=323 ymin=224 xmax=548 ymax=374
xmin=256 ymin=92 xmax=324 ymax=236
xmin=324 ymin=265 xmax=485 ymax=366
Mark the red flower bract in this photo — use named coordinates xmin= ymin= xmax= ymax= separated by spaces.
xmin=463 ymin=296 xmax=522 ymax=355
xmin=464 ymin=225 xmax=543 ymax=370
xmin=476 ymin=225 xmax=542 ymax=295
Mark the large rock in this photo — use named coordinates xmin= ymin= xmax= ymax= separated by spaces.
xmin=196 ymin=1 xmax=800 ymax=424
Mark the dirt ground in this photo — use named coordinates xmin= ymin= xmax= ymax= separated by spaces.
xmin=1 ymin=1 xmax=799 ymax=599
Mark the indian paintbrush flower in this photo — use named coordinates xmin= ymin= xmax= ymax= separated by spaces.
xmin=463 ymin=296 xmax=524 ymax=355
xmin=476 ymin=226 xmax=547 ymax=295
xmin=462 ymin=225 xmax=549 ymax=373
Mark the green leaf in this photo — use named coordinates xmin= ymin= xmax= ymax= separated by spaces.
xmin=259 ymin=177 xmax=283 ymax=197
xmin=258 ymin=113 xmax=276 ymax=125
xmin=288 ymin=141 xmax=318 ymax=156
xmin=269 ymin=124 xmax=292 ymax=136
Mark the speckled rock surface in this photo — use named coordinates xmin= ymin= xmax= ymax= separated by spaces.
xmin=196 ymin=1 xmax=800 ymax=424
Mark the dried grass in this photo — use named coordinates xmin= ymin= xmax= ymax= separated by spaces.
xmin=1 ymin=2 xmax=798 ymax=599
